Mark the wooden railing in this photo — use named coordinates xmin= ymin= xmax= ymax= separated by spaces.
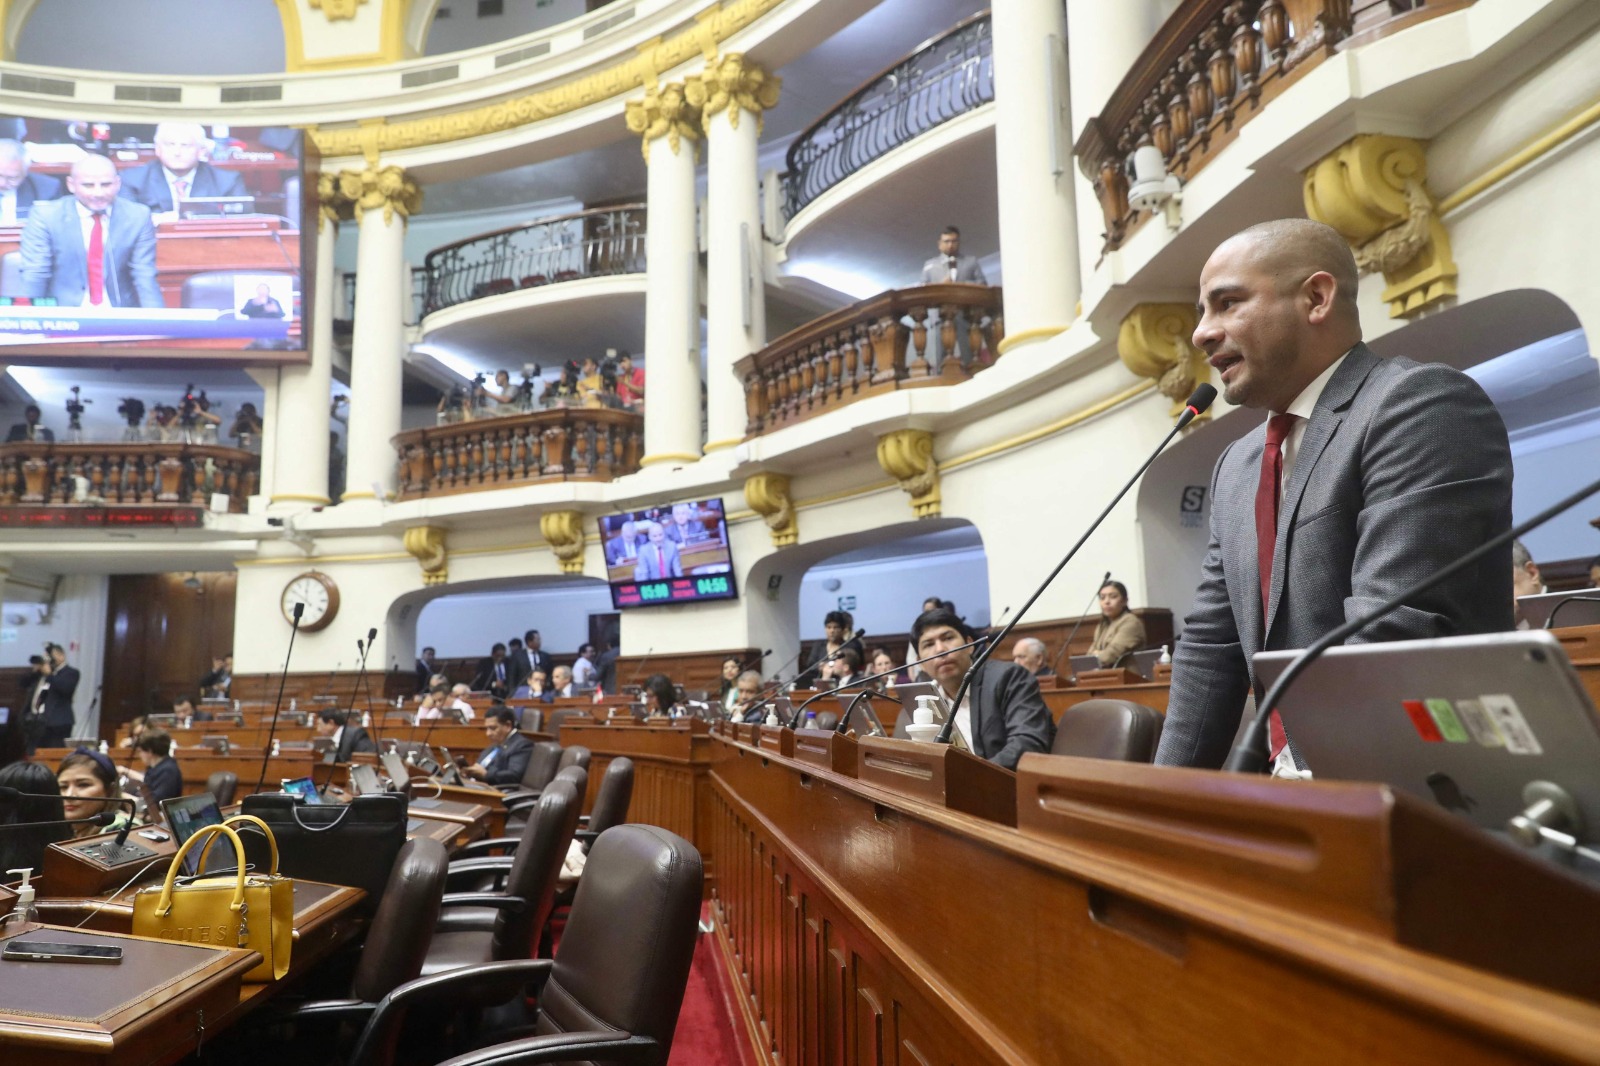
xmin=0 ymin=441 xmax=258 ymax=511
xmin=735 ymin=283 xmax=1003 ymax=437
xmin=1076 ymin=0 xmax=1473 ymax=252
xmin=421 ymin=204 xmax=646 ymax=316
xmin=392 ymin=407 xmax=643 ymax=500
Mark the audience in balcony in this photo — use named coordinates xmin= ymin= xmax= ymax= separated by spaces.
xmin=1087 ymin=580 xmax=1145 ymax=667
xmin=5 ymin=403 xmax=53 ymax=442
xmin=477 ymin=368 xmax=520 ymax=409
xmin=576 ymin=355 xmax=605 ymax=406
xmin=228 ymin=403 xmax=263 ymax=448
xmin=616 ymin=350 xmax=645 ymax=408
xmin=542 ymin=361 xmax=582 ymax=407
xmin=921 ymin=225 xmax=988 ymax=285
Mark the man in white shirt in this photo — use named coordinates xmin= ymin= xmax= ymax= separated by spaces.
xmin=572 ymin=644 xmax=596 ymax=687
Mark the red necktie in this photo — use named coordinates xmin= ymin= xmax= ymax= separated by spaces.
xmin=657 ymin=547 xmax=666 ymax=575
xmin=1255 ymin=412 xmax=1298 ymax=758
xmin=87 ymin=211 xmax=105 ymax=305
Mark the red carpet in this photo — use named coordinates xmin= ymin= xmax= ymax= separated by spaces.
xmin=667 ymin=908 xmax=752 ymax=1066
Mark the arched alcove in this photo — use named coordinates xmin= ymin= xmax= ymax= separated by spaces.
xmin=387 ymin=572 xmax=613 ymax=676
xmin=15 ymin=0 xmax=285 ymax=76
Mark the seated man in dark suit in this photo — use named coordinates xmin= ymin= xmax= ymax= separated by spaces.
xmin=134 ymin=729 xmax=183 ymax=806
xmin=461 ymin=707 xmax=532 ymax=786
xmin=315 ymin=709 xmax=377 ymax=762
xmin=19 ymin=153 xmax=162 ymax=308
xmin=118 ymin=121 xmax=246 ymax=215
xmin=911 ymin=606 xmax=1054 ymax=770
xmin=6 ymin=403 xmax=54 ymax=442
xmin=0 ymin=138 xmax=60 ymax=223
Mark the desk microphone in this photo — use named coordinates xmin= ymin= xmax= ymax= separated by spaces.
xmin=0 ymin=811 xmax=119 ymax=833
xmin=0 ymin=787 xmax=137 ymax=819
xmin=257 ymin=602 xmax=305 ymax=794
xmin=786 ymin=634 xmax=986 ymax=728
xmin=938 ymin=384 xmax=1216 ymax=744
xmin=1224 ymin=470 xmax=1600 ymax=774
xmin=346 ymin=627 xmax=379 ymax=725
xmin=1050 ymin=572 xmax=1111 ymax=681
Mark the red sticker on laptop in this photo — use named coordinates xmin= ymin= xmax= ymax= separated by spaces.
xmin=1402 ymin=700 xmax=1444 ymax=742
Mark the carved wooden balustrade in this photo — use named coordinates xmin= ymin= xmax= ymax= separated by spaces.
xmin=735 ymin=284 xmax=1004 ymax=438
xmin=1076 ymin=0 xmax=1475 ymax=252
xmin=0 ymin=441 xmax=258 ymax=510
xmin=392 ymin=407 xmax=643 ymax=500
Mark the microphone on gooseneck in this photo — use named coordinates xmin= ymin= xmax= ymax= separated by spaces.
xmin=736 ymin=647 xmax=809 ymax=721
xmin=0 ymin=787 xmax=137 ymax=820
xmin=1224 ymin=470 xmax=1600 ymax=774
xmin=1050 ymin=572 xmax=1112 ymax=681
xmin=348 ymin=627 xmax=379 ymax=725
xmin=0 ymin=811 xmax=120 ymax=833
xmin=795 ymin=628 xmax=868 ymax=688
xmin=626 ymin=648 xmax=656 ymax=690
xmin=798 ymin=633 xmax=991 ymax=731
xmin=937 ymin=384 xmax=1217 ymax=745
xmin=257 ymin=601 xmax=305 ymax=794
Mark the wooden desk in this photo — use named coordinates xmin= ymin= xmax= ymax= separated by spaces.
xmin=707 ymin=725 xmax=1600 ymax=1064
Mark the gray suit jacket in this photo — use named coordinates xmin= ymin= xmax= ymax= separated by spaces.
xmin=19 ymin=197 xmax=163 ymax=308
xmin=1155 ymin=344 xmax=1514 ymax=769
xmin=921 ymin=254 xmax=987 ymax=286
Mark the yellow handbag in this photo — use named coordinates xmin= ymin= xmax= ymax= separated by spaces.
xmin=132 ymin=816 xmax=294 ymax=982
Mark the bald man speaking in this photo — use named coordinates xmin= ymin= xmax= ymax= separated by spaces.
xmin=18 ymin=154 xmax=162 ymax=308
xmin=1154 ymin=219 xmax=1513 ymax=772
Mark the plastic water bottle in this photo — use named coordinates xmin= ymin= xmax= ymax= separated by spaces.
xmin=362 ymin=710 xmax=372 ymax=728
xmin=1158 ymin=644 xmax=1172 ymax=665
xmin=271 ymin=739 xmax=281 ymax=756
xmin=804 ymin=710 xmax=817 ymax=729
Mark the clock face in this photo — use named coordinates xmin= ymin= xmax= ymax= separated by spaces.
xmin=282 ymin=572 xmax=339 ymax=632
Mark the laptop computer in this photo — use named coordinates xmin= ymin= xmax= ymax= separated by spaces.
xmin=1517 ymin=590 xmax=1600 ymax=630
xmin=1253 ymin=631 xmax=1600 ymax=848
xmin=348 ymin=763 xmax=384 ymax=797
xmin=160 ymin=792 xmax=234 ymax=877
xmin=280 ymin=776 xmax=324 ymax=804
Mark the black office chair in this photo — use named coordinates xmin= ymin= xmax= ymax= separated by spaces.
xmin=1050 ymin=699 xmax=1165 ymax=762
xmin=205 ymin=770 xmax=239 ymax=806
xmin=495 ymin=741 xmax=561 ymax=795
xmin=574 ymin=757 xmax=632 ymax=849
xmin=504 ymin=764 xmax=587 ymax=836
xmin=344 ymin=825 xmax=704 ymax=1066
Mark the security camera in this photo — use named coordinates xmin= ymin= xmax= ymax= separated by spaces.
xmin=1128 ymin=145 xmax=1183 ymax=229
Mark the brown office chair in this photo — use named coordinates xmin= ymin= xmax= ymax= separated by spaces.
xmin=1050 ymin=699 xmax=1165 ymax=762
xmin=495 ymin=741 xmax=561 ymax=795
xmin=344 ymin=825 xmax=703 ymax=1066
xmin=520 ymin=707 xmax=543 ymax=733
xmin=504 ymin=764 xmax=587 ymax=836
xmin=419 ymin=777 xmax=581 ymax=977
xmin=574 ymin=757 xmax=632 ymax=849
xmin=556 ymin=744 xmax=591 ymax=773
xmin=543 ymin=709 xmax=584 ymax=743
xmin=204 ymin=770 xmax=239 ymax=806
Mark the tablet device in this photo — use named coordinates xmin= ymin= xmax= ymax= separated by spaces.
xmin=280 ymin=776 xmax=323 ymax=804
xmin=159 ymin=792 xmax=233 ymax=877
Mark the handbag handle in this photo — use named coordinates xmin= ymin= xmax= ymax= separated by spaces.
xmin=197 ymin=813 xmax=281 ymax=875
xmin=154 ymin=823 xmax=247 ymax=918
xmin=285 ymin=801 xmax=354 ymax=833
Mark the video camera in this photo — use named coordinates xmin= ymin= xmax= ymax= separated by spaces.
xmin=178 ymin=383 xmax=209 ymax=427
xmin=117 ymin=397 xmax=146 ymax=428
xmin=65 ymin=385 xmax=90 ymax=427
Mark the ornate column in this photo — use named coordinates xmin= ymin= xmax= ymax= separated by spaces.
xmin=339 ymin=164 xmax=421 ymax=501
xmin=626 ymin=83 xmax=704 ymax=466
xmin=992 ymin=0 xmax=1081 ymax=356
xmin=267 ymin=178 xmax=348 ymax=510
xmin=690 ymin=54 xmax=781 ymax=454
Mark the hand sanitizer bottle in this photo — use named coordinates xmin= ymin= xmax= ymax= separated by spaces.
xmin=1158 ymin=644 xmax=1172 ymax=665
xmin=5 ymin=869 xmax=37 ymax=927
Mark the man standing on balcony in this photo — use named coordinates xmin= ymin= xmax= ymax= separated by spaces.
xmin=921 ymin=226 xmax=987 ymax=285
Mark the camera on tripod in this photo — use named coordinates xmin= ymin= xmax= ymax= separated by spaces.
xmin=117 ymin=397 xmax=145 ymax=428
xmin=64 ymin=385 xmax=89 ymax=421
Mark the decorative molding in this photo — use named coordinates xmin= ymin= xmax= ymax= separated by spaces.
xmin=994 ymin=325 xmax=1066 ymax=356
xmin=308 ymin=0 xmax=366 ymax=20
xmin=539 ymin=510 xmax=588 ymax=574
xmin=1117 ymin=304 xmax=1211 ymax=422
xmin=876 ymin=429 xmax=940 ymax=519
xmin=688 ymin=52 xmax=781 ymax=134
xmin=314 ymin=172 xmax=356 ymax=231
xmin=1304 ymin=134 xmax=1457 ymax=319
xmin=624 ymin=81 xmax=701 ymax=162
xmin=743 ymin=472 xmax=796 ymax=547
xmin=309 ymin=0 xmax=788 ymax=158
xmin=333 ymin=164 xmax=423 ymax=225
xmin=403 ymin=525 xmax=448 ymax=585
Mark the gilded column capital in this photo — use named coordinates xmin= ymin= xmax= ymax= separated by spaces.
xmin=335 ymin=165 xmax=423 ymax=226
xmin=687 ymin=53 xmax=781 ymax=134
xmin=315 ymin=172 xmax=355 ymax=230
xmin=876 ymin=429 xmax=940 ymax=519
xmin=540 ymin=510 xmax=588 ymax=574
xmin=624 ymin=82 xmax=702 ymax=163
xmin=308 ymin=0 xmax=367 ymax=20
xmin=1303 ymin=134 xmax=1457 ymax=318
xmin=744 ymin=472 xmax=797 ymax=547
xmin=403 ymin=525 xmax=448 ymax=586
xmin=1117 ymin=304 xmax=1211 ymax=422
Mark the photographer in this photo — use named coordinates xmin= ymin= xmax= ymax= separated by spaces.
xmin=541 ymin=361 xmax=580 ymax=408
xmin=23 ymin=643 xmax=79 ymax=754
xmin=437 ymin=383 xmax=473 ymax=424
xmin=117 ymin=397 xmax=146 ymax=442
xmin=576 ymin=355 xmax=604 ymax=406
xmin=146 ymin=403 xmax=179 ymax=442
xmin=178 ymin=386 xmax=221 ymax=441
xmin=477 ymin=369 xmax=519 ymax=412
xmin=228 ymin=403 xmax=263 ymax=449
xmin=615 ymin=351 xmax=645 ymax=409
xmin=5 ymin=403 xmax=53 ymax=442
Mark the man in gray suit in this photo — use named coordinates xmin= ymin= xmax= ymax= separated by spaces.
xmin=19 ymin=154 xmax=162 ymax=308
xmin=1155 ymin=219 xmax=1513 ymax=772
xmin=920 ymin=225 xmax=988 ymax=285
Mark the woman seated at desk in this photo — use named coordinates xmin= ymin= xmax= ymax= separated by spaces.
xmin=1087 ymin=579 xmax=1146 ymax=667
xmin=57 ymin=749 xmax=134 ymax=838
xmin=0 ymin=762 xmax=69 ymax=874
xmin=719 ymin=656 xmax=743 ymax=716
xmin=867 ymin=646 xmax=908 ymax=690
xmin=642 ymin=673 xmax=684 ymax=718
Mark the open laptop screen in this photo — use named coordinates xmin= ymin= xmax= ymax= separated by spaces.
xmin=159 ymin=792 xmax=234 ymax=877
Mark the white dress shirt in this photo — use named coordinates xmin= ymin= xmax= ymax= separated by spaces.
xmin=1272 ymin=349 xmax=1351 ymax=505
xmin=0 ymin=190 xmax=16 ymax=224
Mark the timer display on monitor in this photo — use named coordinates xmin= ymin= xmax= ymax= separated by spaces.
xmin=599 ymin=498 xmax=738 ymax=609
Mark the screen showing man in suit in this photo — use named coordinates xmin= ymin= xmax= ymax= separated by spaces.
xmin=601 ymin=497 xmax=738 ymax=608
xmin=0 ymin=114 xmax=303 ymax=359
xmin=1154 ymin=218 xmax=1514 ymax=773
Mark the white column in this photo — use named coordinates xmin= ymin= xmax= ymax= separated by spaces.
xmin=699 ymin=56 xmax=778 ymax=454
xmin=342 ymin=166 xmax=418 ymax=501
xmin=267 ymin=213 xmax=337 ymax=509
xmin=991 ymin=0 xmax=1080 ymax=355
xmin=629 ymin=84 xmax=704 ymax=466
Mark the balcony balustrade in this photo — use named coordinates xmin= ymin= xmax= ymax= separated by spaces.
xmin=0 ymin=441 xmax=258 ymax=511
xmin=1077 ymin=0 xmax=1473 ymax=252
xmin=735 ymin=283 xmax=1004 ymax=438
xmin=783 ymin=13 xmax=993 ymax=220
xmin=421 ymin=204 xmax=647 ymax=316
xmin=392 ymin=406 xmax=644 ymax=500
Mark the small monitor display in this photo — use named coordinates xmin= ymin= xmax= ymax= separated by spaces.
xmin=599 ymin=498 xmax=738 ymax=609
xmin=279 ymin=776 xmax=323 ymax=804
xmin=159 ymin=792 xmax=233 ymax=877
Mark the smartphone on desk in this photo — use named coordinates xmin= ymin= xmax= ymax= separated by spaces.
xmin=3 ymin=940 xmax=123 ymax=964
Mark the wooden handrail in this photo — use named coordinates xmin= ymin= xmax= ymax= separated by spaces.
xmin=391 ymin=405 xmax=644 ymax=500
xmin=734 ymin=283 xmax=1004 ymax=438
xmin=421 ymin=202 xmax=647 ymax=268
xmin=0 ymin=440 xmax=259 ymax=511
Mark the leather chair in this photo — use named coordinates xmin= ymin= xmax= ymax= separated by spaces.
xmin=504 ymin=764 xmax=587 ymax=836
xmin=496 ymin=741 xmax=561 ymax=795
xmin=180 ymin=269 xmax=294 ymax=312
xmin=543 ymin=709 xmax=585 ymax=743
xmin=557 ymin=745 xmax=591 ymax=773
xmin=1050 ymin=699 xmax=1165 ymax=762
xmin=205 ymin=770 xmax=239 ymax=806
xmin=419 ymin=777 xmax=581 ymax=977
xmin=574 ymin=757 xmax=632 ymax=849
xmin=520 ymin=707 xmax=543 ymax=733
xmin=344 ymin=825 xmax=704 ymax=1066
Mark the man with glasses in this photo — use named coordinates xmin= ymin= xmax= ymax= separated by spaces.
xmin=462 ymin=707 xmax=532 ymax=785
xmin=911 ymin=606 xmax=1053 ymax=770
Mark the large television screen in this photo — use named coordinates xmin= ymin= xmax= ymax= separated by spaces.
xmin=0 ymin=116 xmax=309 ymax=362
xmin=600 ymin=498 xmax=738 ymax=609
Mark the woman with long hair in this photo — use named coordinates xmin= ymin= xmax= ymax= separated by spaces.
xmin=0 ymin=761 xmax=69 ymax=875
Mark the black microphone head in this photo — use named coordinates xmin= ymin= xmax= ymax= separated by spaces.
xmin=1186 ymin=383 xmax=1217 ymax=415
xmin=368 ymin=627 xmax=378 ymax=642
xmin=92 ymin=812 xmax=119 ymax=827
xmin=357 ymin=638 xmax=365 ymax=653
xmin=292 ymin=601 xmax=305 ymax=621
